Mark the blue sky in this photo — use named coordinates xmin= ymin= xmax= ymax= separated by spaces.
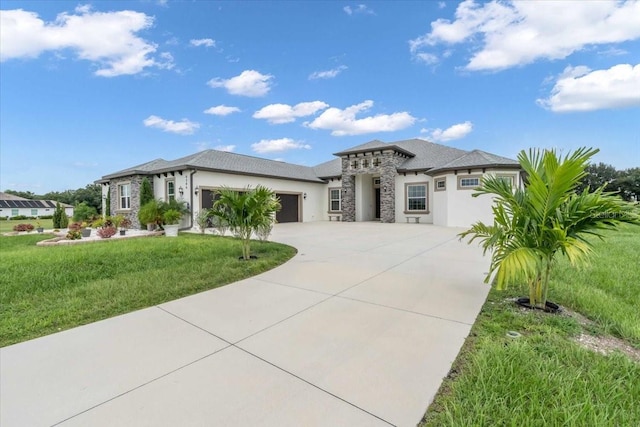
xmin=1 ymin=0 xmax=639 ymax=193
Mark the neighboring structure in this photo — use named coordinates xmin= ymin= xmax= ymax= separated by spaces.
xmin=0 ymin=192 xmax=74 ymax=219
xmin=97 ymin=138 xmax=521 ymax=229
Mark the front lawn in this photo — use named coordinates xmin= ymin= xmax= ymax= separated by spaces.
xmin=0 ymin=234 xmax=296 ymax=347
xmin=0 ymin=218 xmax=54 ymax=233
xmin=422 ymin=224 xmax=640 ymax=426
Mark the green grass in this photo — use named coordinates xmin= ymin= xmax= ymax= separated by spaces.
xmin=0 ymin=233 xmax=296 ymax=347
xmin=0 ymin=218 xmax=54 ymax=233
xmin=422 ymin=224 xmax=640 ymax=426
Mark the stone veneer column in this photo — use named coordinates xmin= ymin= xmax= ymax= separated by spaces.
xmin=110 ymin=175 xmax=150 ymax=229
xmin=380 ymin=151 xmax=399 ymax=223
xmin=341 ymin=172 xmax=356 ymax=222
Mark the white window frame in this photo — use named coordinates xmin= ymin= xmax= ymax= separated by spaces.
xmin=404 ymin=182 xmax=429 ymax=213
xmin=118 ymin=183 xmax=131 ymax=210
xmin=31 ymin=208 xmax=38 ymax=216
xmin=329 ymin=188 xmax=342 ymax=212
xmin=434 ymin=177 xmax=446 ymax=192
xmin=166 ymin=179 xmax=175 ymax=202
xmin=458 ymin=175 xmax=482 ymax=190
xmin=11 ymin=208 xmax=19 ymax=217
xmin=496 ymin=174 xmax=516 ymax=187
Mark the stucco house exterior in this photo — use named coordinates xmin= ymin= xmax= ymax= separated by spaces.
xmin=0 ymin=192 xmax=74 ymax=219
xmin=97 ymin=138 xmax=521 ymax=229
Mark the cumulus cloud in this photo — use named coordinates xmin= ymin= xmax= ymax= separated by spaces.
xmin=203 ymin=105 xmax=241 ymax=116
xmin=143 ymin=115 xmax=200 ymax=135
xmin=207 ymin=70 xmax=273 ymax=97
xmin=410 ymin=0 xmax=640 ymax=71
xmin=305 ymin=100 xmax=415 ymax=136
xmin=251 ymin=138 xmax=311 ymax=154
xmin=253 ymin=101 xmax=329 ymax=124
xmin=309 ymin=65 xmax=348 ymax=80
xmin=343 ymin=4 xmax=375 ymax=15
xmin=0 ymin=6 xmax=171 ymax=76
xmin=214 ymin=144 xmax=236 ymax=152
xmin=422 ymin=121 xmax=473 ymax=142
xmin=190 ymin=38 xmax=215 ymax=47
xmin=537 ymin=64 xmax=640 ymax=112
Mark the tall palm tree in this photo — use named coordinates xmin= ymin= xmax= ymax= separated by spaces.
xmin=460 ymin=147 xmax=639 ymax=310
xmin=211 ymin=186 xmax=281 ymax=260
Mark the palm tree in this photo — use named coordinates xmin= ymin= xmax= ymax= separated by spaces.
xmin=459 ymin=147 xmax=639 ymax=310
xmin=211 ymin=185 xmax=281 ymax=260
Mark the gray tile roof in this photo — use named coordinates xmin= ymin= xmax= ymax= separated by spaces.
xmin=103 ymin=150 xmax=326 ymax=183
xmin=313 ymin=158 xmax=342 ymax=178
xmin=427 ymin=149 xmax=520 ymax=174
xmin=101 ymin=141 xmax=519 ymax=183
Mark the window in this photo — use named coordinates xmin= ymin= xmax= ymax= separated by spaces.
xmin=31 ymin=209 xmax=38 ymax=216
xmin=329 ymin=188 xmax=342 ymax=212
xmin=405 ymin=182 xmax=428 ymax=212
xmin=373 ymin=177 xmax=381 ymax=186
xmin=434 ymin=178 xmax=446 ymax=192
xmin=166 ymin=180 xmax=175 ymax=202
xmin=351 ymin=159 xmax=359 ymax=169
xmin=373 ymin=157 xmax=381 ymax=167
xmin=496 ymin=174 xmax=515 ymax=187
xmin=362 ymin=158 xmax=369 ymax=168
xmin=458 ymin=175 xmax=482 ymax=190
xmin=12 ymin=208 xmax=19 ymax=217
xmin=119 ymin=183 xmax=131 ymax=209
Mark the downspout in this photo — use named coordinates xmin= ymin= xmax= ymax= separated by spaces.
xmin=188 ymin=169 xmax=197 ymax=230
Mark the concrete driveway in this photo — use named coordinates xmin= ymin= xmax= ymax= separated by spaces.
xmin=1 ymin=222 xmax=490 ymax=427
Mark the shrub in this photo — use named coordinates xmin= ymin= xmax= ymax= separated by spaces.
xmin=13 ymin=223 xmax=35 ymax=232
xmin=195 ymin=209 xmax=210 ymax=234
xmin=66 ymin=230 xmax=82 ymax=240
xmin=97 ymin=226 xmax=117 ymax=238
xmin=53 ymin=202 xmax=69 ymax=228
xmin=73 ymin=202 xmax=97 ymax=222
xmin=68 ymin=222 xmax=83 ymax=232
xmin=92 ymin=218 xmax=105 ymax=228
xmin=140 ymin=178 xmax=154 ymax=206
xmin=163 ymin=209 xmax=182 ymax=225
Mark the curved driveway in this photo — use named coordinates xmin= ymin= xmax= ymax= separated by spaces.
xmin=1 ymin=222 xmax=490 ymax=427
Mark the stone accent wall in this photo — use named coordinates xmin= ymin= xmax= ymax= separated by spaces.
xmin=341 ymin=170 xmax=356 ymax=222
xmin=380 ymin=151 xmax=401 ymax=223
xmin=109 ymin=175 xmax=152 ymax=229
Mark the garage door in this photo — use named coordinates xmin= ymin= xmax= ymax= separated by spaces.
xmin=276 ymin=193 xmax=299 ymax=223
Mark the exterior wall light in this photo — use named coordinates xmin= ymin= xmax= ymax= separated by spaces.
xmin=194 ymin=186 xmax=199 ymax=196
xmin=178 ymin=186 xmax=184 ymax=197
xmin=303 ymin=192 xmax=307 ymax=200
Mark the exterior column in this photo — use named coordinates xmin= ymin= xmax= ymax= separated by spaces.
xmin=380 ymin=151 xmax=397 ymax=223
xmin=341 ymin=174 xmax=356 ymax=222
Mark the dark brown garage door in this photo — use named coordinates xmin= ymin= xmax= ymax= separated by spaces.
xmin=276 ymin=193 xmax=299 ymax=223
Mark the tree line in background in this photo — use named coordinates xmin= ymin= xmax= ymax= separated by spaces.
xmin=575 ymin=163 xmax=640 ymax=202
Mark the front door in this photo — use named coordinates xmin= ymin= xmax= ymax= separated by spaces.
xmin=375 ymin=188 xmax=381 ymax=219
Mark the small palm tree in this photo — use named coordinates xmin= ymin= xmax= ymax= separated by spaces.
xmin=211 ymin=185 xmax=281 ymax=260
xmin=460 ymin=147 xmax=639 ymax=310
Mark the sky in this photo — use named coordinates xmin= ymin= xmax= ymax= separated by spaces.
xmin=1 ymin=0 xmax=639 ymax=193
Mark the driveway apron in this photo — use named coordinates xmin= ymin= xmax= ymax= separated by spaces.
xmin=1 ymin=222 xmax=490 ymax=427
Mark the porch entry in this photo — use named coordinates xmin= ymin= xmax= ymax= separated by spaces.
xmin=374 ymin=177 xmax=381 ymax=220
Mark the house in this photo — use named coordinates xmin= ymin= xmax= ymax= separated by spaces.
xmin=0 ymin=192 xmax=74 ymax=219
xmin=97 ymin=138 xmax=521 ymax=229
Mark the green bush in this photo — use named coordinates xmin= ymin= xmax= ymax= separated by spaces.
xmin=73 ymin=202 xmax=97 ymax=222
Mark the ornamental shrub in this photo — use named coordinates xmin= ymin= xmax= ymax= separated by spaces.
xmin=13 ymin=223 xmax=35 ymax=232
xmin=97 ymin=226 xmax=117 ymax=238
xmin=140 ymin=178 xmax=154 ymax=206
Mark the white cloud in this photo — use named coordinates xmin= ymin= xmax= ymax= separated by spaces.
xmin=143 ymin=115 xmax=200 ymax=135
xmin=309 ymin=65 xmax=348 ymax=80
xmin=343 ymin=4 xmax=375 ymax=15
xmin=422 ymin=121 xmax=473 ymax=142
xmin=190 ymin=38 xmax=215 ymax=48
xmin=251 ymin=138 xmax=311 ymax=154
xmin=0 ymin=7 xmax=168 ymax=77
xmin=438 ymin=1 xmax=446 ymax=9
xmin=305 ymin=100 xmax=416 ymax=136
xmin=410 ymin=0 xmax=640 ymax=71
xmin=204 ymin=105 xmax=241 ymax=116
xmin=207 ymin=70 xmax=273 ymax=97
xmin=214 ymin=144 xmax=236 ymax=152
xmin=537 ymin=64 xmax=640 ymax=112
xmin=253 ymin=101 xmax=329 ymax=124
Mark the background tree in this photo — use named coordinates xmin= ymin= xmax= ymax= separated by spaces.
xmin=4 ymin=190 xmax=36 ymax=199
xmin=73 ymin=202 xmax=98 ymax=222
xmin=615 ymin=167 xmax=640 ymax=202
xmin=211 ymin=186 xmax=281 ymax=260
xmin=460 ymin=147 xmax=639 ymax=310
